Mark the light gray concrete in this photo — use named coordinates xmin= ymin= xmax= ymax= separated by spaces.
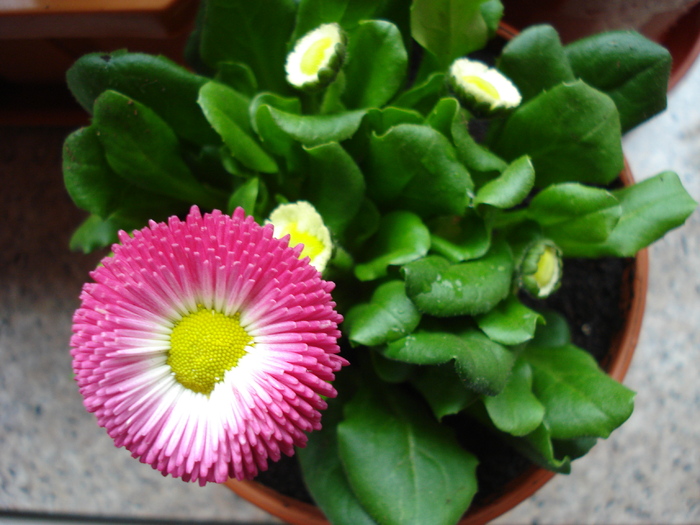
xmin=1 ymin=53 xmax=698 ymax=525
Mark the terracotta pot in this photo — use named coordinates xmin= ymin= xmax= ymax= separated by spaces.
xmin=224 ymin=160 xmax=647 ymax=524
xmin=501 ymin=0 xmax=700 ymax=89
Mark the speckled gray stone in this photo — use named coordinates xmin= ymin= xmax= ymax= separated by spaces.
xmin=493 ymin=52 xmax=700 ymax=525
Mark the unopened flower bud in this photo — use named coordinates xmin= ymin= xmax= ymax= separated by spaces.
xmin=268 ymin=201 xmax=333 ymax=272
xmin=518 ymin=240 xmax=562 ymax=298
xmin=448 ymin=58 xmax=521 ymax=116
xmin=285 ymin=23 xmax=346 ymax=92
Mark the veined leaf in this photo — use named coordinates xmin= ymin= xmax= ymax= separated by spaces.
xmin=497 ymin=25 xmax=575 ymax=102
xmin=338 ymin=381 xmax=478 ymax=525
xmin=345 ymin=280 xmax=421 ymax=346
xmin=565 ymin=30 xmax=671 ymax=132
xmin=342 ymin=20 xmax=408 ymax=109
xmin=482 ymin=359 xmax=545 ymax=436
xmin=402 ymin=238 xmax=514 ymax=317
xmin=561 ymin=171 xmax=697 ymax=257
xmin=410 ymin=0 xmax=489 ymax=67
xmin=522 ymin=344 xmax=635 ymax=439
xmin=384 ymin=328 xmax=515 ymax=396
xmin=66 ymin=51 xmax=218 ymax=145
xmin=198 ymin=82 xmax=278 ymax=173
xmin=355 ymin=211 xmax=431 ymax=281
xmin=490 ymin=80 xmax=624 ymax=187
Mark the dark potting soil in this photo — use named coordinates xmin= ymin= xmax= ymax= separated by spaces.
xmin=255 ymin=256 xmax=634 ymax=510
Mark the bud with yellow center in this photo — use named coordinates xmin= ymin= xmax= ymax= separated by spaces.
xmin=448 ymin=58 xmax=522 ymax=116
xmin=518 ymin=240 xmax=563 ymax=298
xmin=285 ymin=23 xmax=347 ymax=91
xmin=268 ymin=201 xmax=332 ymax=272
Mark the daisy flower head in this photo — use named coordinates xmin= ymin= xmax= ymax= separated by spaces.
xmin=449 ymin=58 xmax=522 ymax=116
xmin=286 ymin=23 xmax=346 ymax=91
xmin=70 ymin=206 xmax=346 ymax=485
xmin=268 ymin=201 xmax=333 ymax=273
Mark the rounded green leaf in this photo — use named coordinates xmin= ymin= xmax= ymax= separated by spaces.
xmin=366 ymin=124 xmax=472 ymax=217
xmin=497 ymin=25 xmax=576 ymax=102
xmin=490 ymin=80 xmax=624 ymax=187
xmin=338 ymin=382 xmax=478 ymax=525
xmin=402 ymin=238 xmax=514 ymax=317
xmin=474 ymin=155 xmax=535 ymax=209
xmin=355 ymin=211 xmax=431 ymax=281
xmin=198 ymin=82 xmax=278 ymax=173
xmin=66 ymin=51 xmax=219 ymax=145
xmin=342 ymin=20 xmax=408 ymax=109
xmin=483 ymin=359 xmax=545 ymax=436
xmin=522 ymin=344 xmax=635 ymax=439
xmin=345 ymin=280 xmax=422 ymax=346
xmin=476 ymin=295 xmax=543 ymax=345
xmin=93 ymin=90 xmax=224 ymax=210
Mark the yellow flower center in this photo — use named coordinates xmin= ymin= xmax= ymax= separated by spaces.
xmin=279 ymin=222 xmax=326 ymax=262
xmin=534 ymin=246 xmax=558 ymax=291
xmin=300 ymin=37 xmax=334 ymax=76
xmin=462 ymin=75 xmax=500 ymax=100
xmin=168 ymin=306 xmax=253 ymax=396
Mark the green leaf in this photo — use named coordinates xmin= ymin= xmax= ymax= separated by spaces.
xmin=526 ymin=183 xmax=622 ymax=251
xmin=562 ymin=172 xmax=697 ymax=257
xmin=364 ymin=106 xmax=425 ymax=135
xmin=227 ymin=177 xmax=260 ymax=216
xmin=565 ymin=31 xmax=671 ymax=133
xmin=63 ymin=127 xmax=124 ymax=219
xmin=297 ymin=395 xmax=378 ymax=525
xmin=92 ymin=90 xmax=224 ymax=210
xmin=476 ymin=295 xmax=543 ymax=345
xmin=214 ymin=61 xmax=258 ymax=97
xmin=429 ymin=210 xmax=491 ymax=263
xmin=291 ymin=0 xmax=388 ymax=43
xmin=345 ymin=280 xmax=422 ymax=346
xmin=522 ymin=344 xmax=635 ymax=439
xmin=529 ymin=310 xmax=571 ymax=348
xmin=198 ymin=82 xmax=278 ymax=173
xmin=371 ymin=351 xmax=417 ymax=384
xmin=338 ymin=382 xmax=478 ymax=525
xmin=451 ymin=112 xmax=508 ymax=176
xmin=258 ymin=105 xmax=367 ymax=147
xmin=480 ymin=0 xmax=503 ymax=37
xmin=366 ymin=124 xmax=472 ymax=217
xmin=482 ymin=359 xmax=545 ymax=436
xmin=66 ymin=51 xmax=218 ymax=146
xmin=250 ymin=93 xmax=302 ymax=160
xmin=503 ymin=422 xmax=572 ymax=473
xmin=412 ymin=364 xmax=478 ymax=420
xmin=302 ymin=142 xmax=365 ymax=236
xmin=410 ymin=0 xmax=489 ymax=67
xmin=391 ymin=72 xmax=446 ymax=113
xmin=63 ymin=126 xmax=187 ymax=223
xmin=474 ymin=155 xmax=535 ymax=208
xmin=497 ymin=25 xmax=575 ymax=102
xmin=490 ymin=80 xmax=624 ymax=187
xmin=199 ymin=0 xmax=297 ymax=93
xmin=342 ymin=20 xmax=408 ymax=109
xmin=402 ymin=238 xmax=514 ymax=317
xmin=354 ymin=211 xmax=431 ymax=281
xmin=69 ymin=214 xmax=121 ymax=253
xmin=384 ymin=328 xmax=515 ymax=396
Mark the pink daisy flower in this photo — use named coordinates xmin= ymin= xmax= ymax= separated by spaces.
xmin=71 ymin=206 xmax=346 ymax=485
